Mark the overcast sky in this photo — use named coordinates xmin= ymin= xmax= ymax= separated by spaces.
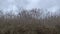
xmin=0 ymin=0 xmax=60 ymax=19
xmin=0 ymin=0 xmax=60 ymax=10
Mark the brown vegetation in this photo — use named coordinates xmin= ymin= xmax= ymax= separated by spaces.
xmin=0 ymin=9 xmax=60 ymax=34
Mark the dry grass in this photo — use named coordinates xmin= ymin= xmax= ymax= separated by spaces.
xmin=0 ymin=9 xmax=60 ymax=34
xmin=0 ymin=15 xmax=59 ymax=34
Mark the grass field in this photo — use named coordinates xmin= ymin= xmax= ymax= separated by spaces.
xmin=0 ymin=15 xmax=59 ymax=34
xmin=0 ymin=9 xmax=60 ymax=34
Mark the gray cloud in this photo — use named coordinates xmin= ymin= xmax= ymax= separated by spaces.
xmin=0 ymin=0 xmax=60 ymax=11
